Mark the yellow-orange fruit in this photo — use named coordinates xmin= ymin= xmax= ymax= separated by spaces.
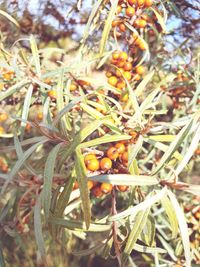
xmin=112 ymin=20 xmax=120 ymax=27
xmin=129 ymin=131 xmax=138 ymax=139
xmin=117 ymin=5 xmax=122 ymax=14
xmin=100 ymin=183 xmax=113 ymax=194
xmin=73 ymin=181 xmax=79 ymax=190
xmin=116 ymin=80 xmax=126 ymax=89
xmin=86 ymin=159 xmax=100 ymax=171
xmin=137 ymin=0 xmax=145 ymax=6
xmin=144 ymin=0 xmax=153 ymax=7
xmin=135 ymin=65 xmax=145 ymax=75
xmin=92 ymin=186 xmax=103 ymax=198
xmin=112 ymin=51 xmax=121 ymax=60
xmin=126 ymin=7 xmax=135 ymax=17
xmin=107 ymin=147 xmax=119 ymax=160
xmin=117 ymin=60 xmax=125 ymax=68
xmin=121 ymin=151 xmax=128 ymax=162
xmin=115 ymin=69 xmax=123 ymax=77
xmin=133 ymin=74 xmax=141 ymax=81
xmin=119 ymin=23 xmax=126 ymax=32
xmin=108 ymin=76 xmax=118 ymax=86
xmin=84 ymin=154 xmax=97 ymax=164
xmin=135 ymin=19 xmax=147 ymax=28
xmin=70 ymin=84 xmax=78 ymax=91
xmin=87 ymin=180 xmax=94 ymax=190
xmin=48 ymin=90 xmax=57 ymax=99
xmin=119 ymin=52 xmax=128 ymax=61
xmin=123 ymin=62 xmax=132 ymax=71
xmin=100 ymin=157 xmax=112 ymax=171
xmin=0 ymin=113 xmax=8 ymax=122
xmin=117 ymin=185 xmax=129 ymax=192
xmin=37 ymin=112 xmax=43 ymax=121
xmin=123 ymin=71 xmax=132 ymax=81
xmin=115 ymin=142 xmax=126 ymax=154
xmin=120 ymin=93 xmax=129 ymax=102
xmin=138 ymin=40 xmax=146 ymax=50
xmin=106 ymin=71 xmax=113 ymax=78
xmin=128 ymin=0 xmax=137 ymax=5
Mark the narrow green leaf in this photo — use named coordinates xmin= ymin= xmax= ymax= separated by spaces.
xmin=79 ymin=134 xmax=131 ymax=149
xmin=82 ymin=0 xmax=103 ymax=42
xmin=89 ymin=174 xmax=158 ymax=186
xmin=42 ymin=143 xmax=62 ymax=220
xmin=99 ymin=0 xmax=118 ymax=56
xmin=0 ymin=79 xmax=30 ymax=102
xmin=34 ymin=196 xmax=46 ymax=260
xmin=135 ymin=71 xmax=155 ymax=97
xmin=49 ymin=217 xmax=111 ymax=232
xmin=109 ymin=187 xmax=167 ymax=221
xmin=75 ymin=148 xmax=91 ymax=229
xmin=0 ymin=10 xmax=19 ymax=27
xmin=175 ymin=122 xmax=200 ymax=175
xmin=150 ymin=7 xmax=166 ymax=33
xmin=123 ymin=208 xmax=150 ymax=259
xmin=152 ymin=118 xmax=193 ymax=175
xmin=167 ymin=190 xmax=191 ymax=267
xmin=21 ymin=84 xmax=33 ymax=128
xmin=161 ymin=195 xmax=179 ymax=238
xmin=133 ymin=243 xmax=166 ymax=254
xmin=1 ymin=139 xmax=48 ymax=194
xmin=30 ymin=35 xmax=41 ymax=76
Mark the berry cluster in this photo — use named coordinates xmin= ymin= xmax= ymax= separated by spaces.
xmin=73 ymin=139 xmax=139 ymax=198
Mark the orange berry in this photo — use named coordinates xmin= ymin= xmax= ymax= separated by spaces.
xmin=48 ymin=90 xmax=57 ymax=99
xmin=135 ymin=66 xmax=145 ymax=75
xmin=123 ymin=71 xmax=132 ymax=81
xmin=92 ymin=186 xmax=103 ymax=198
xmin=106 ymin=71 xmax=113 ymax=77
xmin=137 ymin=0 xmax=145 ymax=6
xmin=108 ymin=76 xmax=118 ymax=87
xmin=1 ymin=164 xmax=8 ymax=173
xmin=130 ymin=131 xmax=138 ymax=139
xmin=121 ymin=151 xmax=128 ymax=162
xmin=37 ymin=112 xmax=43 ymax=121
xmin=128 ymin=0 xmax=137 ymax=5
xmin=112 ymin=20 xmax=120 ymax=27
xmin=126 ymin=7 xmax=135 ymax=17
xmin=141 ymin=14 xmax=149 ymax=21
xmin=115 ymin=68 xmax=123 ymax=77
xmin=144 ymin=0 xmax=153 ymax=7
xmin=115 ymin=142 xmax=126 ymax=154
xmin=123 ymin=62 xmax=132 ymax=71
xmin=73 ymin=181 xmax=79 ymax=190
xmin=116 ymin=5 xmax=122 ymax=14
xmin=120 ymin=93 xmax=129 ymax=102
xmin=0 ymin=113 xmax=8 ymax=122
xmin=107 ymin=147 xmax=119 ymax=160
xmin=100 ymin=157 xmax=112 ymax=171
xmin=119 ymin=52 xmax=128 ymax=61
xmin=138 ymin=40 xmax=146 ymax=50
xmin=116 ymin=80 xmax=126 ymax=89
xmin=117 ymin=61 xmax=125 ymax=68
xmin=119 ymin=23 xmax=126 ymax=32
xmin=135 ymin=19 xmax=147 ymax=28
xmin=84 ymin=154 xmax=97 ymax=164
xmin=87 ymin=180 xmax=94 ymax=190
xmin=117 ymin=185 xmax=129 ymax=192
xmin=100 ymin=183 xmax=113 ymax=194
xmin=195 ymin=149 xmax=200 ymax=156
xmin=112 ymin=51 xmax=121 ymax=60
xmin=133 ymin=74 xmax=141 ymax=81
xmin=86 ymin=159 xmax=100 ymax=171
xmin=70 ymin=84 xmax=78 ymax=91
xmin=25 ymin=123 xmax=32 ymax=133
